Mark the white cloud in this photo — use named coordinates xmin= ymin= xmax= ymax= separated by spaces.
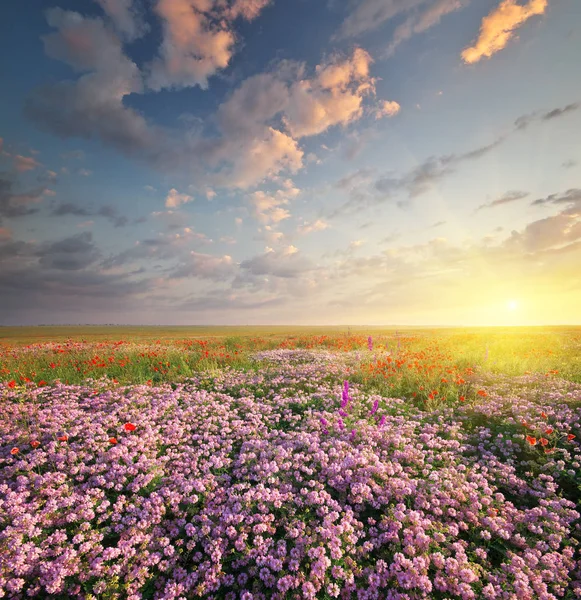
xmin=165 ymin=188 xmax=194 ymax=208
xmin=297 ymin=219 xmax=329 ymax=235
xmin=374 ymin=100 xmax=401 ymax=119
xmin=95 ymin=0 xmax=148 ymax=40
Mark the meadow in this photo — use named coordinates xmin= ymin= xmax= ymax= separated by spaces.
xmin=1 ymin=326 xmax=580 ymax=599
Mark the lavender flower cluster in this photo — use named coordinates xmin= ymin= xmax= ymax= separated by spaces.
xmin=1 ymin=360 xmax=580 ymax=599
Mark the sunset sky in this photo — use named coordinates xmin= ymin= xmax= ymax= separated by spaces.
xmin=1 ymin=0 xmax=580 ymax=326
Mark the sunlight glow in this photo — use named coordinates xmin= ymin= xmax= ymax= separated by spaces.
xmin=508 ymin=300 xmax=519 ymax=311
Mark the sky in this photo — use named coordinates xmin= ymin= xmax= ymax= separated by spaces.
xmin=0 ymin=0 xmax=580 ymax=326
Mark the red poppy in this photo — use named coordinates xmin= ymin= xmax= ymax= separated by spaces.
xmin=7 ymin=380 xmax=16 ymax=388
xmin=477 ymin=390 xmax=487 ymax=397
xmin=58 ymin=435 xmax=69 ymax=442
xmin=30 ymin=440 xmax=40 ymax=448
xmin=539 ymin=438 xmax=549 ymax=446
xmin=545 ymin=428 xmax=553 ymax=435
xmin=567 ymin=434 xmax=576 ymax=441
xmin=544 ymin=447 xmax=555 ymax=454
xmin=124 ymin=422 xmax=136 ymax=432
xmin=109 ymin=437 xmax=118 ymax=445
xmin=459 ymin=396 xmax=465 ymax=402
xmin=541 ymin=412 xmax=548 ymax=419
xmin=526 ymin=435 xmax=537 ymax=446
xmin=38 ymin=380 xmax=47 ymax=387
xmin=10 ymin=447 xmax=19 ymax=455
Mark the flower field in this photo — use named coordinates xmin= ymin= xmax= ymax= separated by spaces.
xmin=1 ymin=328 xmax=581 ymax=599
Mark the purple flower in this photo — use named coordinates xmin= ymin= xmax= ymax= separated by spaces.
xmin=370 ymin=399 xmax=379 ymax=415
xmin=367 ymin=336 xmax=373 ymax=351
xmin=341 ymin=380 xmax=350 ymax=408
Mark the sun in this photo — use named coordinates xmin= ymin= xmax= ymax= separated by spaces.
xmin=507 ymin=300 xmax=519 ymax=311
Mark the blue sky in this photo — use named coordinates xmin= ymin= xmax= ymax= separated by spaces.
xmin=1 ymin=0 xmax=580 ymax=325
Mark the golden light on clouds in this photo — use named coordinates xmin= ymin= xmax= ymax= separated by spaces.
xmin=462 ymin=0 xmax=548 ymax=64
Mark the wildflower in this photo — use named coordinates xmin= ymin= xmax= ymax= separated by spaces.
xmin=38 ymin=380 xmax=47 ymax=386
xmin=124 ymin=422 xmax=136 ymax=432
xmin=539 ymin=438 xmax=549 ymax=447
xmin=567 ymin=434 xmax=576 ymax=441
xmin=10 ymin=447 xmax=19 ymax=455
xmin=367 ymin=336 xmax=373 ymax=351
xmin=544 ymin=447 xmax=556 ymax=454
xmin=109 ymin=437 xmax=118 ymax=445
xmin=341 ymin=380 xmax=349 ymax=408
xmin=350 ymin=429 xmax=356 ymax=440
xmin=541 ymin=411 xmax=548 ymax=419
xmin=526 ymin=435 xmax=537 ymax=446
xmin=320 ymin=417 xmax=328 ymax=428
xmin=378 ymin=415 xmax=386 ymax=427
xmin=370 ymin=399 xmax=379 ymax=415
xmin=30 ymin=440 xmax=40 ymax=448
xmin=459 ymin=396 xmax=466 ymax=402
xmin=58 ymin=434 xmax=69 ymax=442
xmin=545 ymin=428 xmax=553 ymax=435
xmin=8 ymin=380 xmax=16 ymax=388
xmin=477 ymin=390 xmax=487 ymax=397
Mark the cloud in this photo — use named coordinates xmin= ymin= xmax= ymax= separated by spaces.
xmin=0 ymin=178 xmax=47 ymax=222
xmin=476 ymin=190 xmax=529 ymax=211
xmin=25 ymin=9 xmax=161 ymax=158
xmin=147 ymin=0 xmax=236 ymax=91
xmin=387 ymin=0 xmax=469 ymax=56
xmin=297 ymin=219 xmax=330 ymax=235
xmin=248 ymin=180 xmax=299 ymax=224
xmin=515 ymin=102 xmax=580 ymax=131
xmin=240 ymin=245 xmax=313 ymax=279
xmin=531 ymin=188 xmax=581 ymax=209
xmin=211 ymin=127 xmax=304 ymax=189
xmin=95 ymin=0 xmax=149 ymax=40
xmin=284 ymin=48 xmax=376 ymax=138
xmin=170 ymin=250 xmax=236 ymax=279
xmin=199 ymin=48 xmax=379 ymax=187
xmin=165 ymin=188 xmax=194 ymax=208
xmin=13 ymin=154 xmax=42 ymax=172
xmin=462 ymin=0 xmax=548 ymax=64
xmin=227 ymin=0 xmax=271 ymax=20
xmin=0 ymin=235 xmax=153 ymax=318
xmin=333 ymin=100 xmax=578 ymax=216
xmin=37 ymin=232 xmax=101 ymax=271
xmin=147 ymin=0 xmax=271 ymax=92
xmin=504 ymin=210 xmax=581 ymax=253
xmin=375 ymin=136 xmax=504 ymax=198
xmin=51 ymin=202 xmax=130 ymax=227
xmin=374 ymin=100 xmax=401 ymax=119
xmin=335 ymin=0 xmax=426 ymax=39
